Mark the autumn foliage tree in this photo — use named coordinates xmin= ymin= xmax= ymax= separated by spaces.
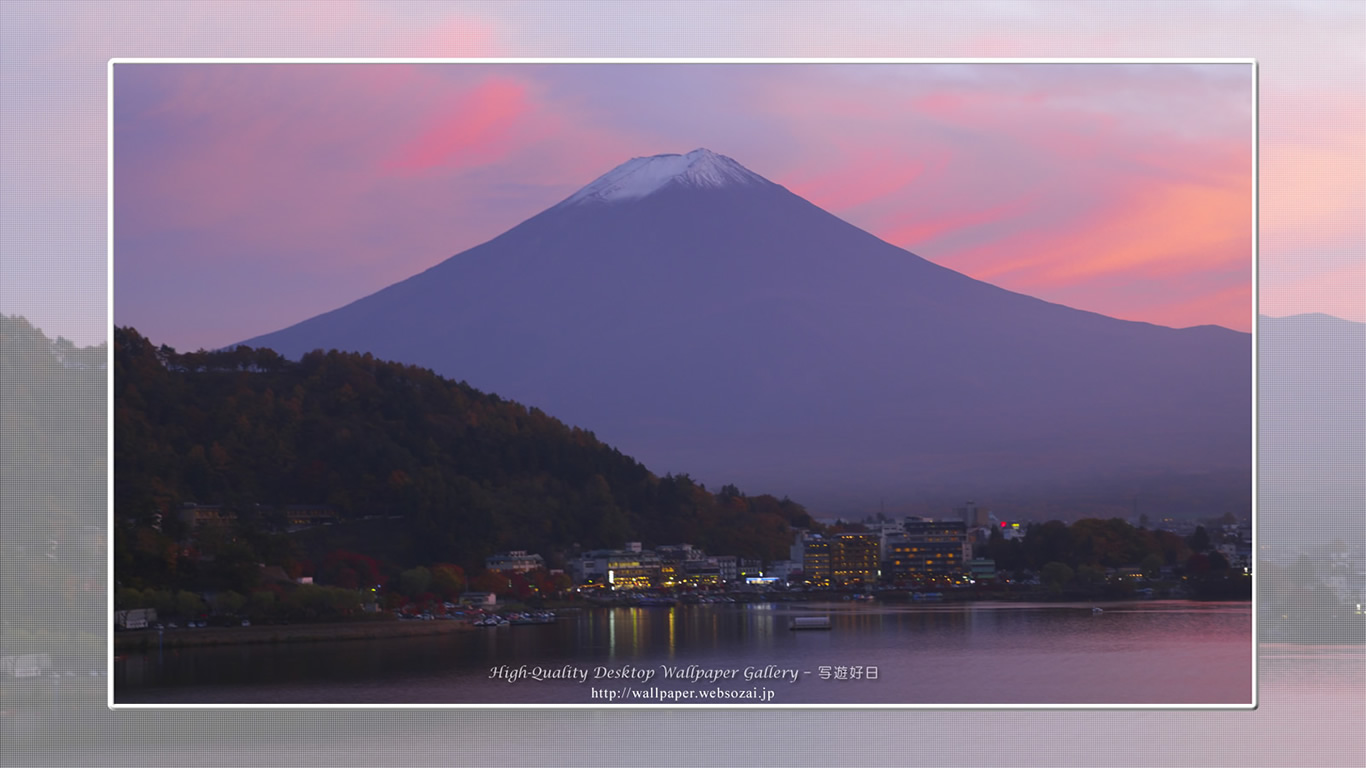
xmin=317 ymin=550 xmax=381 ymax=590
xmin=429 ymin=564 xmax=467 ymax=601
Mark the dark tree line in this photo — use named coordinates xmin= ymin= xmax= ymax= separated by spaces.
xmin=983 ymin=517 xmax=1202 ymax=575
xmin=981 ymin=517 xmax=1250 ymax=598
xmin=2 ymin=315 xmax=107 ymax=617
xmin=114 ymin=327 xmax=814 ymax=593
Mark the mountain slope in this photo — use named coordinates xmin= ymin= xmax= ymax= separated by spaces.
xmin=1258 ymin=313 xmax=1365 ymax=547
xmin=242 ymin=149 xmax=1251 ymax=514
xmin=114 ymin=326 xmax=815 ymax=571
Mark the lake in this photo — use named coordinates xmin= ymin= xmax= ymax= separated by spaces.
xmin=114 ymin=600 xmax=1252 ymax=705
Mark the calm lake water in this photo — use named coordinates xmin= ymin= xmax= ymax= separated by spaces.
xmin=115 ymin=600 xmax=1251 ymax=705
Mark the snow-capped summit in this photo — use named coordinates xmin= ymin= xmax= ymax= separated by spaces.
xmin=559 ymin=148 xmax=770 ymax=206
xmin=243 ymin=146 xmax=1249 ymax=515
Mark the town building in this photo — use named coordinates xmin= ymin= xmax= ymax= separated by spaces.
xmin=955 ymin=501 xmax=991 ymax=528
xmin=714 ymin=555 xmax=739 ymax=583
xmin=832 ymin=533 xmax=880 ymax=587
xmin=767 ymin=559 xmax=801 ymax=580
xmin=794 ymin=531 xmax=879 ymax=588
xmin=655 ymin=543 xmax=704 ymax=587
xmin=738 ymin=558 xmax=763 ymax=580
xmin=178 ymin=502 xmax=339 ymax=532
xmin=998 ymin=521 xmax=1027 ymax=541
xmin=886 ymin=519 xmax=969 ymax=582
xmin=485 ymin=550 xmax=546 ymax=574
xmin=801 ymin=535 xmax=833 ymax=588
xmin=789 ymin=530 xmax=810 ymax=566
xmin=280 ymin=504 xmax=338 ymax=531
xmin=656 ymin=543 xmax=703 ymax=562
xmin=571 ymin=543 xmax=661 ymax=590
xmin=177 ymin=503 xmax=237 ymax=529
xmin=967 ymin=558 xmax=997 ymax=582
xmin=682 ymin=557 xmax=723 ymax=586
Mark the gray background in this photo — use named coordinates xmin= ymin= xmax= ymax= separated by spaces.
xmin=3 ymin=1 xmax=1363 ymax=766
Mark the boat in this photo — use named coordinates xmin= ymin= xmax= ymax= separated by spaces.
xmin=509 ymin=611 xmax=557 ymax=625
xmin=1091 ymin=606 xmax=1104 ymax=615
xmin=789 ymin=616 xmax=832 ymax=631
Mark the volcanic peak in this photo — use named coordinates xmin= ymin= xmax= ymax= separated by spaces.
xmin=559 ymin=148 xmax=769 ymax=206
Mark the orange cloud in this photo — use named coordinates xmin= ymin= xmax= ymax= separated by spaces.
xmin=1036 ymin=180 xmax=1250 ymax=284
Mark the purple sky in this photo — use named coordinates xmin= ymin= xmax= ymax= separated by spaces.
xmin=112 ymin=62 xmax=1254 ymax=352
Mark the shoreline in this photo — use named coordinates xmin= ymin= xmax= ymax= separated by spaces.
xmin=111 ymin=594 xmax=1254 ymax=653
xmin=114 ymin=617 xmax=476 ymax=653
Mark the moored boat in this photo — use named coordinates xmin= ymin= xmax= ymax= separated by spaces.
xmin=789 ymin=616 xmax=832 ymax=631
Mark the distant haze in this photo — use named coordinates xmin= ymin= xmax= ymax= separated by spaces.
xmin=241 ymin=149 xmax=1252 ymax=517
xmin=1258 ymin=313 xmax=1366 ymax=548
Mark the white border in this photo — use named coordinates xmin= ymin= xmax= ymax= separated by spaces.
xmin=106 ymin=57 xmax=1258 ymax=711
xmin=1250 ymin=58 xmax=1260 ymax=713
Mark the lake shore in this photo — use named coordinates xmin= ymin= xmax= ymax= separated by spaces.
xmin=114 ymin=617 xmax=476 ymax=653
xmin=113 ymin=582 xmax=1252 ymax=653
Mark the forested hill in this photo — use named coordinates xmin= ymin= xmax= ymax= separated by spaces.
xmin=114 ymin=327 xmax=814 ymax=571
xmin=2 ymin=315 xmax=107 ymax=620
xmin=1 ymin=314 xmax=107 ymax=531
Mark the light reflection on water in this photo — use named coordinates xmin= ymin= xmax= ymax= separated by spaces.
xmin=115 ymin=600 xmax=1251 ymax=705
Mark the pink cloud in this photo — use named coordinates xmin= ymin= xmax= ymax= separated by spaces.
xmin=958 ymin=178 xmax=1246 ymax=327
xmin=116 ymin=63 xmax=662 ymax=348
xmin=1150 ymin=282 xmax=1257 ymax=331
xmin=1260 ymin=258 xmax=1366 ymax=323
xmin=879 ymin=193 xmax=1038 ymax=252
xmin=120 ymin=66 xmax=561 ymax=253
xmin=402 ymin=14 xmax=497 ymax=57
xmin=385 ymin=77 xmax=534 ymax=174
xmin=1260 ymin=111 xmax=1364 ymax=258
xmin=786 ymin=151 xmax=945 ymax=213
xmin=115 ymin=63 xmax=1259 ymax=350
xmin=740 ymin=65 xmax=1253 ymax=331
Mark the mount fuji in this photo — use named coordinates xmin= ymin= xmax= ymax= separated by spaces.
xmin=241 ymin=149 xmax=1251 ymax=515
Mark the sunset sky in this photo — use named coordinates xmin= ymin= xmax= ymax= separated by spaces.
xmin=2 ymin=1 xmax=1360 ymax=353
xmin=111 ymin=61 xmax=1255 ymax=351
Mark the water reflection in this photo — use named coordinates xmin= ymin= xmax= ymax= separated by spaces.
xmin=115 ymin=600 xmax=1251 ymax=705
